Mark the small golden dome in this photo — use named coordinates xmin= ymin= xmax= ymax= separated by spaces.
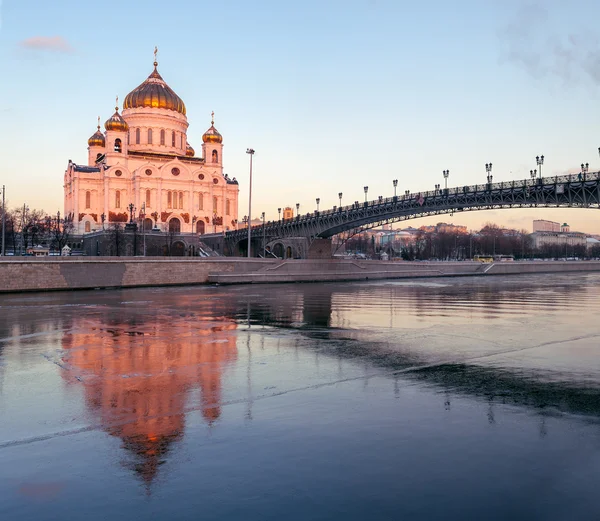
xmin=105 ymin=101 xmax=129 ymax=132
xmin=202 ymin=112 xmax=222 ymax=144
xmin=88 ymin=118 xmax=105 ymax=147
xmin=123 ymin=59 xmax=186 ymax=115
xmin=186 ymin=142 xmax=195 ymax=157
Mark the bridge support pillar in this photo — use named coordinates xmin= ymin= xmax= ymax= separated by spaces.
xmin=308 ymin=238 xmax=332 ymax=259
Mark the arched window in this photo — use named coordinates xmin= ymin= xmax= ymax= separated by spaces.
xmin=213 ymin=196 xmax=218 ymax=213
xmin=212 ymin=149 xmax=218 ymax=163
xmin=179 ymin=192 xmax=184 ymax=209
xmin=169 ymin=218 xmax=181 ymax=233
xmin=135 ymin=128 xmax=140 ymax=144
xmin=172 ymin=131 xmax=176 ymax=147
xmin=114 ymin=138 xmax=122 ymax=153
xmin=84 ymin=221 xmax=91 ymax=233
xmin=196 ymin=220 xmax=205 ymax=234
xmin=167 ymin=191 xmax=172 ymax=208
xmin=198 ymin=193 xmax=203 ymax=210
xmin=146 ymin=189 xmax=151 ymax=207
xmin=85 ymin=191 xmax=91 ymax=209
xmin=115 ymin=190 xmax=121 ymax=208
xmin=148 ymin=128 xmax=153 ymax=144
xmin=160 ymin=129 xmax=165 ymax=145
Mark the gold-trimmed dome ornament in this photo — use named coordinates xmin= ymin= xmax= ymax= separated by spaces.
xmin=104 ymin=97 xmax=129 ymax=132
xmin=202 ymin=112 xmax=222 ymax=144
xmin=123 ymin=48 xmax=186 ymax=115
xmin=88 ymin=117 xmax=106 ymax=147
xmin=186 ymin=142 xmax=195 ymax=157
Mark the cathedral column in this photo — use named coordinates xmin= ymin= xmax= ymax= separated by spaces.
xmin=103 ymin=172 xmax=109 ymax=224
xmin=73 ymin=177 xmax=80 ymax=228
xmin=188 ymin=181 xmax=194 ymax=232
xmin=158 ymin=178 xmax=163 ymax=227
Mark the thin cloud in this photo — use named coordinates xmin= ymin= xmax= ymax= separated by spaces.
xmin=19 ymin=36 xmax=73 ymax=53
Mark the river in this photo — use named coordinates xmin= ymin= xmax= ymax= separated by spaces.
xmin=1 ymin=274 xmax=599 ymax=520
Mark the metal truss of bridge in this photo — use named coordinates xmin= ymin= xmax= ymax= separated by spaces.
xmin=222 ymin=171 xmax=600 ymax=252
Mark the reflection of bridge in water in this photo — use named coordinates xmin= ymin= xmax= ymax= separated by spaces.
xmin=228 ymin=281 xmax=600 ymax=421
xmin=211 ymin=172 xmax=600 ymax=257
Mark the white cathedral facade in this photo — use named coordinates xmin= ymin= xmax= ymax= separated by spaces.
xmin=64 ymin=54 xmax=239 ymax=235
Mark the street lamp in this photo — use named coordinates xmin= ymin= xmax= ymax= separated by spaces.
xmin=296 ymin=203 xmax=300 ymax=218
xmin=246 ymin=148 xmax=255 ymax=258
xmin=0 ymin=184 xmax=5 ymax=256
xmin=536 ymin=155 xmax=544 ymax=179
xmin=393 ymin=179 xmax=398 ymax=197
xmin=316 ymin=197 xmax=320 ymax=212
xmin=581 ymin=162 xmax=589 ymax=175
xmin=278 ymin=207 xmax=281 ymax=222
xmin=127 ymin=203 xmax=135 ymax=223
xmin=530 ymin=169 xmax=537 ymax=180
xmin=261 ymin=211 xmax=266 ymax=258
xmin=405 ymin=190 xmax=410 ymax=196
xmin=364 ymin=186 xmax=368 ymax=202
xmin=443 ymin=170 xmax=449 ymax=190
xmin=338 ymin=192 xmax=343 ymax=207
xmin=485 ymin=163 xmax=492 ymax=183
xmin=435 ymin=183 xmax=440 ymax=194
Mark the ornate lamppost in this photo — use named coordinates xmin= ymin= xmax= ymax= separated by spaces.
xmin=338 ymin=192 xmax=343 ymax=208
xmin=435 ymin=183 xmax=440 ymax=194
xmin=393 ymin=179 xmax=398 ymax=197
xmin=443 ymin=170 xmax=449 ymax=190
xmin=581 ymin=162 xmax=589 ymax=177
xmin=127 ymin=203 xmax=135 ymax=223
xmin=296 ymin=203 xmax=300 ymax=219
xmin=530 ymin=169 xmax=537 ymax=180
xmin=364 ymin=186 xmax=368 ymax=202
xmin=278 ymin=207 xmax=282 ymax=222
xmin=316 ymin=197 xmax=320 ymax=213
xmin=536 ymin=155 xmax=544 ymax=180
xmin=485 ymin=163 xmax=493 ymax=185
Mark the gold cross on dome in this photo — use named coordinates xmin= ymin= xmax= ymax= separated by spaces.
xmin=211 ymin=111 xmax=214 ymax=125
xmin=154 ymin=46 xmax=158 ymax=65
xmin=115 ymin=95 xmax=119 ymax=111
xmin=97 ymin=116 xmax=100 ymax=129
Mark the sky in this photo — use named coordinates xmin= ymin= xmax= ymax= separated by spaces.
xmin=1 ymin=0 xmax=600 ymax=233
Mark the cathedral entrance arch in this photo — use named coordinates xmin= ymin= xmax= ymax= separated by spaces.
xmin=169 ymin=218 xmax=181 ymax=233
xmin=196 ymin=220 xmax=205 ymax=234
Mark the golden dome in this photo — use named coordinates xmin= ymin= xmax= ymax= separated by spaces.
xmin=202 ymin=112 xmax=222 ymax=144
xmin=123 ymin=60 xmax=186 ymax=115
xmin=186 ymin=142 xmax=195 ymax=157
xmin=105 ymin=101 xmax=129 ymax=132
xmin=88 ymin=118 xmax=105 ymax=147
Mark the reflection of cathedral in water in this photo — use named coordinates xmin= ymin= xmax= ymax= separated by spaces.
xmin=61 ymin=315 xmax=237 ymax=484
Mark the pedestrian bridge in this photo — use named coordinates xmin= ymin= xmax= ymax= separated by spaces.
xmin=211 ymin=172 xmax=600 ymax=257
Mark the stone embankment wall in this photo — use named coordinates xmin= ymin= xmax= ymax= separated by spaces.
xmin=1 ymin=258 xmax=600 ymax=293
xmin=0 ymin=258 xmax=273 ymax=293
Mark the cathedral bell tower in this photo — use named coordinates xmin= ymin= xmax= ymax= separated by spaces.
xmin=202 ymin=112 xmax=223 ymax=167
xmin=104 ymin=96 xmax=129 ymax=160
xmin=87 ymin=117 xmax=106 ymax=166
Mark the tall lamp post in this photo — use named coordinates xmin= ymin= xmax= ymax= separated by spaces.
xmin=536 ymin=155 xmax=544 ymax=180
xmin=530 ymin=169 xmax=537 ymax=180
xmin=1 ymin=185 xmax=4 ymax=257
xmin=278 ymin=207 xmax=282 ymax=222
xmin=140 ymin=202 xmax=146 ymax=256
xmin=295 ymin=203 xmax=300 ymax=219
xmin=261 ymin=211 xmax=266 ymax=257
xmin=581 ymin=162 xmax=589 ymax=178
xmin=338 ymin=192 xmax=343 ymax=208
xmin=393 ymin=179 xmax=398 ymax=197
xmin=246 ymin=148 xmax=255 ymax=258
xmin=443 ymin=170 xmax=449 ymax=190
xmin=316 ymin=197 xmax=320 ymax=213
xmin=485 ymin=163 xmax=493 ymax=185
xmin=364 ymin=186 xmax=369 ymax=202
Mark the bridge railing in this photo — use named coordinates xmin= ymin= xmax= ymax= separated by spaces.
xmin=233 ymin=171 xmax=600 ymax=234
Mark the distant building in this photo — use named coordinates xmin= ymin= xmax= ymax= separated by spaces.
xmin=419 ymin=222 xmax=467 ymax=234
xmin=533 ymin=219 xmax=560 ymax=232
xmin=530 ymin=231 xmax=586 ymax=250
xmin=561 ymin=223 xmax=570 ymax=233
xmin=282 ymin=207 xmax=294 ymax=220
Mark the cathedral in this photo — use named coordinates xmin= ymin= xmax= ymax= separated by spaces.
xmin=64 ymin=52 xmax=239 ymax=236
